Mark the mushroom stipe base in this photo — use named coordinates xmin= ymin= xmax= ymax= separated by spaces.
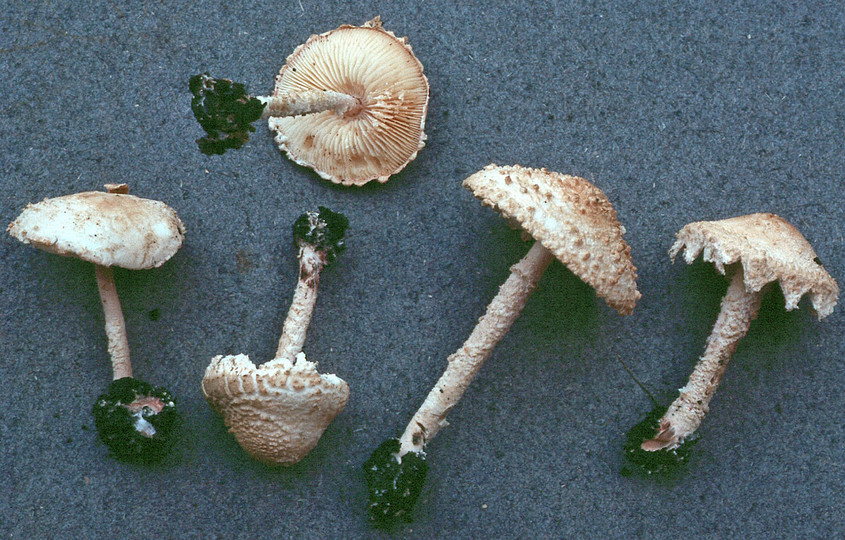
xmin=622 ymin=405 xmax=698 ymax=475
xmin=93 ymin=377 xmax=181 ymax=464
xmin=363 ymin=438 xmax=428 ymax=526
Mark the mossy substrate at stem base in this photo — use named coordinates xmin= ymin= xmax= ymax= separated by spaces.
xmin=92 ymin=377 xmax=181 ymax=464
xmin=622 ymin=405 xmax=698 ymax=476
xmin=189 ymin=73 xmax=264 ymax=155
xmin=363 ymin=438 xmax=428 ymax=526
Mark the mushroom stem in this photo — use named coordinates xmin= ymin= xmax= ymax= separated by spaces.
xmin=273 ymin=244 xmax=325 ymax=362
xmin=642 ymin=267 xmax=763 ymax=451
xmin=397 ymin=241 xmax=555 ymax=456
xmin=258 ymin=90 xmax=361 ymax=119
xmin=94 ymin=264 xmax=132 ymax=380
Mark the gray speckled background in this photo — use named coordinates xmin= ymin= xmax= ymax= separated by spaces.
xmin=1 ymin=1 xmax=842 ymax=538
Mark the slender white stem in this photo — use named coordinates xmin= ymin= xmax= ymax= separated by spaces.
xmin=273 ymin=244 xmax=325 ymax=362
xmin=258 ymin=90 xmax=361 ymax=119
xmin=95 ymin=264 xmax=132 ymax=380
xmin=398 ymin=241 xmax=556 ymax=456
xmin=642 ymin=267 xmax=763 ymax=451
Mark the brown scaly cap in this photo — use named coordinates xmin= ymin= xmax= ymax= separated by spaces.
xmin=7 ymin=191 xmax=185 ymax=270
xmin=269 ymin=17 xmax=429 ymax=186
xmin=201 ymin=353 xmax=349 ymax=465
xmin=463 ymin=164 xmax=641 ymax=316
xmin=670 ymin=212 xmax=839 ymax=319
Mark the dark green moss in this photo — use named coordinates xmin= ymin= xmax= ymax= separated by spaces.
xmin=363 ymin=438 xmax=428 ymax=527
xmin=92 ymin=377 xmax=180 ymax=464
xmin=622 ymin=405 xmax=698 ymax=475
xmin=189 ymin=73 xmax=265 ymax=155
xmin=292 ymin=207 xmax=349 ymax=265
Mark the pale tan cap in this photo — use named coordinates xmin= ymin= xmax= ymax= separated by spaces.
xmin=463 ymin=164 xmax=641 ymax=316
xmin=201 ymin=352 xmax=350 ymax=465
xmin=670 ymin=212 xmax=839 ymax=319
xmin=269 ymin=17 xmax=429 ymax=186
xmin=7 ymin=190 xmax=185 ymax=270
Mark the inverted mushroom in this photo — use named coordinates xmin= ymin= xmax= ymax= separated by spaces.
xmin=363 ymin=164 xmax=640 ymax=524
xmin=201 ymin=207 xmax=350 ymax=465
xmin=7 ymin=184 xmax=185 ymax=463
xmin=625 ymin=213 xmax=839 ymax=473
xmin=190 ymin=17 xmax=429 ymax=186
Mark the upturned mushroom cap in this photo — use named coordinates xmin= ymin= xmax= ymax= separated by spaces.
xmin=269 ymin=17 xmax=429 ymax=186
xmin=669 ymin=212 xmax=839 ymax=319
xmin=201 ymin=352 xmax=350 ymax=465
xmin=463 ymin=164 xmax=641 ymax=316
xmin=7 ymin=191 xmax=185 ymax=270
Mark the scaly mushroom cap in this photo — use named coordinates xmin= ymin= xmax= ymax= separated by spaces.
xmin=269 ymin=17 xmax=429 ymax=186
xmin=7 ymin=191 xmax=185 ymax=270
xmin=669 ymin=212 xmax=839 ymax=319
xmin=201 ymin=352 xmax=350 ymax=465
xmin=463 ymin=164 xmax=641 ymax=316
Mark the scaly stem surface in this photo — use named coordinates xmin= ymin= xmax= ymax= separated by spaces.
xmin=273 ymin=244 xmax=325 ymax=362
xmin=95 ymin=264 xmax=132 ymax=380
xmin=259 ymin=90 xmax=361 ymax=119
xmin=642 ymin=267 xmax=763 ymax=451
xmin=398 ymin=241 xmax=555 ymax=456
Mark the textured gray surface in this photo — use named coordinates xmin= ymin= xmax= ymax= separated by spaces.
xmin=1 ymin=1 xmax=843 ymax=538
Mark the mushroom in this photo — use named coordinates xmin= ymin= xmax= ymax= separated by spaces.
xmin=625 ymin=213 xmax=838 ymax=473
xmin=7 ymin=184 xmax=186 ymax=463
xmin=190 ymin=16 xmax=429 ymax=186
xmin=363 ymin=164 xmax=641 ymax=524
xmin=201 ymin=207 xmax=351 ymax=465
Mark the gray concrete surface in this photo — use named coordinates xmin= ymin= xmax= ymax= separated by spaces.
xmin=1 ymin=1 xmax=842 ymax=537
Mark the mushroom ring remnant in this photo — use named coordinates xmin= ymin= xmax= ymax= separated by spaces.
xmin=202 ymin=207 xmax=350 ymax=465
xmin=364 ymin=164 xmax=640 ymax=525
xmin=625 ymin=213 xmax=839 ymax=473
xmin=8 ymin=185 xmax=185 ymax=463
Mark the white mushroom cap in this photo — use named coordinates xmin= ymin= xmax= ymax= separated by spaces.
xmin=463 ymin=164 xmax=641 ymax=316
xmin=7 ymin=191 xmax=185 ymax=270
xmin=201 ymin=352 xmax=350 ymax=465
xmin=269 ymin=17 xmax=429 ymax=186
xmin=670 ymin=212 xmax=839 ymax=319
